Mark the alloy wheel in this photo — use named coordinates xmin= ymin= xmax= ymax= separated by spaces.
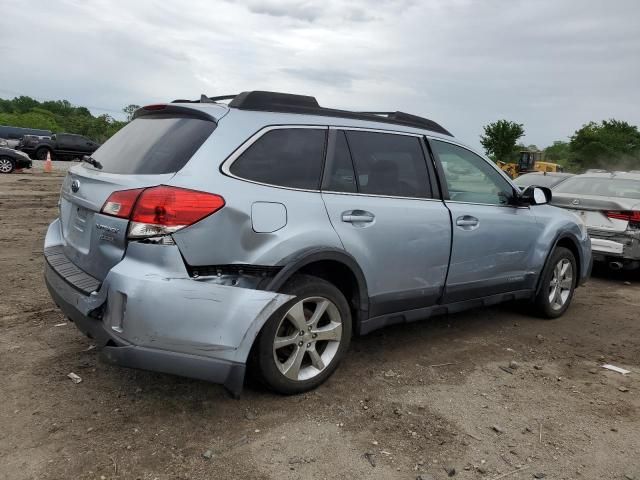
xmin=0 ymin=158 xmax=13 ymax=173
xmin=548 ymin=258 xmax=573 ymax=310
xmin=272 ymin=296 xmax=343 ymax=381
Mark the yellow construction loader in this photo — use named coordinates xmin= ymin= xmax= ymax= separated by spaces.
xmin=498 ymin=150 xmax=563 ymax=179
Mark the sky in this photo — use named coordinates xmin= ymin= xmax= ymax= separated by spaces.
xmin=1 ymin=0 xmax=639 ymax=150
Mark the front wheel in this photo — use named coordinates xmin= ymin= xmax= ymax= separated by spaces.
xmin=534 ymin=246 xmax=577 ymax=318
xmin=254 ymin=275 xmax=352 ymax=394
xmin=0 ymin=156 xmax=15 ymax=174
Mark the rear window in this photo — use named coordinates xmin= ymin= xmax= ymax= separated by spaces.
xmin=91 ymin=114 xmax=216 ymax=174
xmin=513 ymin=174 xmax=569 ymax=188
xmin=554 ymin=176 xmax=640 ymax=200
xmin=229 ymin=128 xmax=326 ymax=190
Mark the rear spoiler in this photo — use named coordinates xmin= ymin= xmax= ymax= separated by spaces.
xmin=133 ymin=104 xmax=218 ymax=123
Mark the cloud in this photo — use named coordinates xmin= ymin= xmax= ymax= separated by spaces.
xmin=0 ymin=0 xmax=639 ymax=149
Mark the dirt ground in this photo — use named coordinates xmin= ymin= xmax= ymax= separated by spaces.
xmin=1 ymin=171 xmax=639 ymax=480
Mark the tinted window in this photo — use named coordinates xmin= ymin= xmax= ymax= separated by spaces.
xmin=92 ymin=114 xmax=216 ymax=174
xmin=230 ymin=128 xmax=326 ymax=189
xmin=431 ymin=140 xmax=513 ymax=205
xmin=323 ymin=131 xmax=357 ymax=193
xmin=345 ymin=131 xmax=431 ymax=198
xmin=554 ymin=177 xmax=640 ymax=200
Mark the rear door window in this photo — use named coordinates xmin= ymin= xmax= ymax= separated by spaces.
xmin=91 ymin=114 xmax=216 ymax=174
xmin=229 ymin=128 xmax=326 ymax=190
xmin=344 ymin=130 xmax=431 ymax=198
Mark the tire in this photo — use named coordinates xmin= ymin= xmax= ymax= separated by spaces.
xmin=254 ymin=274 xmax=352 ymax=394
xmin=0 ymin=156 xmax=15 ymax=174
xmin=534 ymin=246 xmax=577 ymax=318
xmin=35 ymin=148 xmax=51 ymax=160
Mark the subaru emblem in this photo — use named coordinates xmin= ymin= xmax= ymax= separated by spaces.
xmin=71 ymin=179 xmax=80 ymax=193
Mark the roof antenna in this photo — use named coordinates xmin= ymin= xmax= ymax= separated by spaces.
xmin=200 ymin=94 xmax=215 ymax=103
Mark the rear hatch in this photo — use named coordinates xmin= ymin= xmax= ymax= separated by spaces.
xmin=57 ymin=107 xmax=218 ymax=281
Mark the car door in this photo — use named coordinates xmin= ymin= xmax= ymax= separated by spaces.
xmin=321 ymin=129 xmax=451 ymax=321
xmin=429 ymin=139 xmax=543 ymax=303
xmin=55 ymin=134 xmax=73 ymax=155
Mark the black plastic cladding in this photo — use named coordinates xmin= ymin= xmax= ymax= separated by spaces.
xmin=171 ymin=90 xmax=453 ymax=136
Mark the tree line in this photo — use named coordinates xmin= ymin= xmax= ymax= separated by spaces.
xmin=0 ymin=96 xmax=140 ymax=143
xmin=481 ymin=119 xmax=640 ymax=172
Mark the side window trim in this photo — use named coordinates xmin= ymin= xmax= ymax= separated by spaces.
xmin=427 ymin=136 xmax=518 ymax=205
xmin=420 ymin=137 xmax=442 ymax=200
xmin=221 ymin=125 xmax=329 ymax=192
xmin=321 ymin=129 xmax=359 ymax=192
xmin=322 ymin=127 xmax=435 ymax=200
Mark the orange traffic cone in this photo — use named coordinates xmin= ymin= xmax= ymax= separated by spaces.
xmin=44 ymin=151 xmax=53 ymax=173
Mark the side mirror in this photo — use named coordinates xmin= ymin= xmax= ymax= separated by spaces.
xmin=520 ymin=185 xmax=551 ymax=205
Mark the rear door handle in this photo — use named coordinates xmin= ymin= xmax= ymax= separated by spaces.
xmin=456 ymin=215 xmax=479 ymax=229
xmin=342 ymin=210 xmax=375 ymax=223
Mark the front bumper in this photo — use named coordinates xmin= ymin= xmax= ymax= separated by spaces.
xmin=44 ymin=219 xmax=293 ymax=395
xmin=15 ymin=156 xmax=32 ymax=169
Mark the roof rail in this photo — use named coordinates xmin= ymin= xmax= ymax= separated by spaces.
xmin=172 ymin=91 xmax=452 ymax=136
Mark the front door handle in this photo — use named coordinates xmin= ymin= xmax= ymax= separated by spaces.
xmin=342 ymin=210 xmax=375 ymax=223
xmin=456 ymin=215 xmax=479 ymax=230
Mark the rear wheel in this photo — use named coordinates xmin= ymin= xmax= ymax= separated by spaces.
xmin=0 ymin=156 xmax=15 ymax=174
xmin=254 ymin=275 xmax=352 ymax=394
xmin=534 ymin=247 xmax=576 ymax=318
xmin=35 ymin=148 xmax=51 ymax=160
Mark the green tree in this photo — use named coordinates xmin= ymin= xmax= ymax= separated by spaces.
xmin=544 ymin=140 xmax=570 ymax=161
xmin=569 ymin=120 xmax=640 ymax=171
xmin=123 ymin=104 xmax=141 ymax=122
xmin=480 ymin=120 xmax=525 ymax=163
xmin=0 ymin=95 xmax=128 ymax=142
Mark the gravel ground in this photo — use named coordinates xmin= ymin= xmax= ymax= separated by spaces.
xmin=1 ymin=172 xmax=639 ymax=480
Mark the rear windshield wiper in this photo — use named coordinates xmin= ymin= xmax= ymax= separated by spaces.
xmin=82 ymin=155 xmax=103 ymax=170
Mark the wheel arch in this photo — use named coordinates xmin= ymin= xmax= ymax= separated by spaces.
xmin=264 ymin=247 xmax=370 ymax=330
xmin=535 ymin=233 xmax=582 ymax=295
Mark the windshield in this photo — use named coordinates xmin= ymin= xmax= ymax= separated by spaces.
xmin=554 ymin=176 xmax=640 ymax=200
xmin=91 ymin=114 xmax=216 ymax=174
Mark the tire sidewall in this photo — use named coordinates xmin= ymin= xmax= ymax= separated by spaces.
xmin=256 ymin=275 xmax=352 ymax=394
xmin=537 ymin=246 xmax=577 ymax=318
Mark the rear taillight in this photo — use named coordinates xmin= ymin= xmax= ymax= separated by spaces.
xmin=605 ymin=211 xmax=640 ymax=222
xmin=101 ymin=188 xmax=144 ymax=218
xmin=101 ymin=186 xmax=225 ymax=239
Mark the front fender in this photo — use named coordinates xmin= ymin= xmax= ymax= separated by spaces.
xmin=532 ymin=205 xmax=591 ymax=290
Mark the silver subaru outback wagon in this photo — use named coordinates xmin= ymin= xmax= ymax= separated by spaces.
xmin=44 ymin=91 xmax=591 ymax=395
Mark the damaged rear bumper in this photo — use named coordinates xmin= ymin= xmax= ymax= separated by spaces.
xmin=44 ymin=220 xmax=293 ymax=396
xmin=589 ymin=229 xmax=640 ymax=264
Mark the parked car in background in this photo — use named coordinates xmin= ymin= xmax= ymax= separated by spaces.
xmin=18 ymin=133 xmax=99 ymax=160
xmin=44 ymin=91 xmax=591 ymax=396
xmin=552 ymin=172 xmax=640 ymax=270
xmin=0 ymin=126 xmax=52 ymax=149
xmin=513 ymin=172 xmax=574 ymax=190
xmin=0 ymin=146 xmax=33 ymax=173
